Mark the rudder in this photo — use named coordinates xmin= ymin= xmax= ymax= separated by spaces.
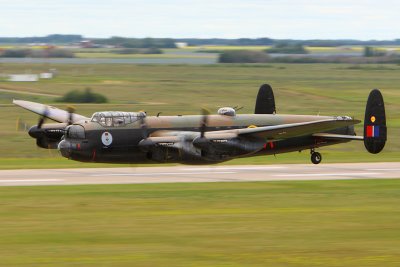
xmin=255 ymin=84 xmax=276 ymax=114
xmin=364 ymin=89 xmax=386 ymax=154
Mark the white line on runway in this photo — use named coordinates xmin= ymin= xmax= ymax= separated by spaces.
xmin=0 ymin=179 xmax=64 ymax=183
xmin=367 ymin=168 xmax=400 ymax=171
xmin=91 ymin=171 xmax=236 ymax=177
xmin=274 ymin=172 xmax=380 ymax=177
xmin=182 ymin=166 xmax=286 ymax=171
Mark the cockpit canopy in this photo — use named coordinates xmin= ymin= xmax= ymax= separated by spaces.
xmin=91 ymin=111 xmax=146 ymax=127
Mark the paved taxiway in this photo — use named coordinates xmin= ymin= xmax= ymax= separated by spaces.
xmin=0 ymin=162 xmax=399 ymax=186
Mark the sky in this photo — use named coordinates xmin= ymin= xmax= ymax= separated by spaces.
xmin=1 ymin=0 xmax=399 ymax=40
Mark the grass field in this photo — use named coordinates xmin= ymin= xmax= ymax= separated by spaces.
xmin=0 ymin=180 xmax=399 ymax=266
xmin=75 ymin=52 xmax=216 ymax=59
xmin=0 ymin=63 xmax=399 ymax=168
xmin=73 ymin=46 xmax=359 ymax=59
xmin=189 ymin=45 xmax=399 ymax=54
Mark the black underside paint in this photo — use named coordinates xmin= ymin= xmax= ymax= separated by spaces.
xmin=64 ymin=125 xmax=352 ymax=164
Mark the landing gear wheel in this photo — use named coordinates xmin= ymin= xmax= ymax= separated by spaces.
xmin=311 ymin=152 xmax=322 ymax=164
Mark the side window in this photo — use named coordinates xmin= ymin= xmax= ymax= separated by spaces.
xmin=91 ymin=114 xmax=99 ymax=122
xmin=113 ymin=116 xmax=125 ymax=127
xmin=105 ymin=117 xmax=112 ymax=127
xmin=99 ymin=114 xmax=106 ymax=126
xmin=124 ymin=114 xmax=131 ymax=124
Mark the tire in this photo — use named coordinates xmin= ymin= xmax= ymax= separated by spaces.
xmin=311 ymin=152 xmax=322 ymax=164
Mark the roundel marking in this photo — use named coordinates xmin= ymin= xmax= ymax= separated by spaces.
xmin=370 ymin=116 xmax=376 ymax=123
xmin=248 ymin=125 xmax=257 ymax=128
xmin=101 ymin=132 xmax=113 ymax=146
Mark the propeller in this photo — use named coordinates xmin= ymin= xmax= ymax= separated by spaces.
xmin=36 ymin=105 xmax=75 ymax=130
xmin=200 ymin=108 xmax=210 ymax=138
xmin=15 ymin=117 xmax=31 ymax=132
xmin=139 ymin=112 xmax=148 ymax=139
xmin=37 ymin=106 xmax=49 ymax=129
xmin=26 ymin=104 xmax=80 ymax=150
xmin=172 ymin=108 xmax=211 ymax=157
xmin=30 ymin=105 xmax=77 ymax=140
xmin=66 ymin=106 xmax=75 ymax=125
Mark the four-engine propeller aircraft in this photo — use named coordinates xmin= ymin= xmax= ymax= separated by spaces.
xmin=13 ymin=84 xmax=386 ymax=165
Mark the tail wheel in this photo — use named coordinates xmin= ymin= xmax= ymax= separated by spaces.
xmin=311 ymin=152 xmax=322 ymax=164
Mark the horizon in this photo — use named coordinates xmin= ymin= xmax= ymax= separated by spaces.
xmin=1 ymin=34 xmax=399 ymax=42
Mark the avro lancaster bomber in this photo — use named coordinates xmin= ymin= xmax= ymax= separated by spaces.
xmin=14 ymin=84 xmax=386 ymax=164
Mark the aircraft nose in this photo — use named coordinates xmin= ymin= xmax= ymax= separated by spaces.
xmin=58 ymin=140 xmax=71 ymax=158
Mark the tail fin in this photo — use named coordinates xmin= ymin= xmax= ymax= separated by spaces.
xmin=364 ymin=89 xmax=386 ymax=154
xmin=255 ymin=84 xmax=276 ymax=114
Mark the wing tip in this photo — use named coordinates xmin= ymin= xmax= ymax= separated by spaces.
xmin=12 ymin=99 xmax=22 ymax=105
xmin=13 ymin=99 xmax=27 ymax=103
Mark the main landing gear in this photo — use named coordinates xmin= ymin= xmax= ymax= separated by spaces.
xmin=310 ymin=150 xmax=322 ymax=164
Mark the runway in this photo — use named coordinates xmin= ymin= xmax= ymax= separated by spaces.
xmin=0 ymin=162 xmax=399 ymax=186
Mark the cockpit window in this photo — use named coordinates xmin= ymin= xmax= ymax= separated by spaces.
xmin=91 ymin=111 xmax=145 ymax=127
xmin=105 ymin=117 xmax=112 ymax=127
xmin=113 ymin=116 xmax=124 ymax=126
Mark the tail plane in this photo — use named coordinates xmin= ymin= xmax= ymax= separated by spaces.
xmin=254 ymin=85 xmax=387 ymax=155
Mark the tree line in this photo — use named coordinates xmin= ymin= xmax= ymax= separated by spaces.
xmin=1 ymin=34 xmax=400 ymax=48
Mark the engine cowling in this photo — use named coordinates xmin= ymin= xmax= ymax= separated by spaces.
xmin=36 ymin=137 xmax=60 ymax=149
xmin=29 ymin=125 xmax=65 ymax=149
xmin=193 ymin=137 xmax=264 ymax=158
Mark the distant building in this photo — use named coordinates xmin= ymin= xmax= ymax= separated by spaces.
xmin=80 ymin=40 xmax=94 ymax=48
xmin=175 ymin=42 xmax=188 ymax=48
xmin=79 ymin=40 xmax=103 ymax=48
xmin=39 ymin=73 xmax=53 ymax=79
xmin=28 ymin=43 xmax=48 ymax=47
xmin=8 ymin=74 xmax=39 ymax=82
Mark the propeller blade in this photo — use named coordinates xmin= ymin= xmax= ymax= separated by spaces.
xmin=16 ymin=117 xmax=31 ymax=132
xmin=140 ymin=113 xmax=148 ymax=139
xmin=37 ymin=107 xmax=49 ymax=129
xmin=200 ymin=108 xmax=210 ymax=138
xmin=37 ymin=117 xmax=45 ymax=129
xmin=66 ymin=106 xmax=75 ymax=125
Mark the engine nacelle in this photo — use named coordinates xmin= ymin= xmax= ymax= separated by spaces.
xmin=140 ymin=135 xmax=265 ymax=163
xmin=36 ymin=137 xmax=60 ymax=149
xmin=29 ymin=125 xmax=65 ymax=149
xmin=193 ymin=137 xmax=264 ymax=158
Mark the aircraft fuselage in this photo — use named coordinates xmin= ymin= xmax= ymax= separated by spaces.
xmin=59 ymin=114 xmax=354 ymax=164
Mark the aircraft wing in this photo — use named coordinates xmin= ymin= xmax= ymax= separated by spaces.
xmin=234 ymin=118 xmax=361 ymax=141
xmin=13 ymin=100 xmax=89 ymax=123
xmin=143 ymin=118 xmax=360 ymax=145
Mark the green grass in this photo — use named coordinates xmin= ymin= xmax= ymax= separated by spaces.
xmin=0 ymin=63 xmax=399 ymax=168
xmin=0 ymin=180 xmax=400 ymax=266
xmin=76 ymin=52 xmax=215 ymax=59
xmin=193 ymin=45 xmax=399 ymax=54
xmin=0 ymin=151 xmax=399 ymax=170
